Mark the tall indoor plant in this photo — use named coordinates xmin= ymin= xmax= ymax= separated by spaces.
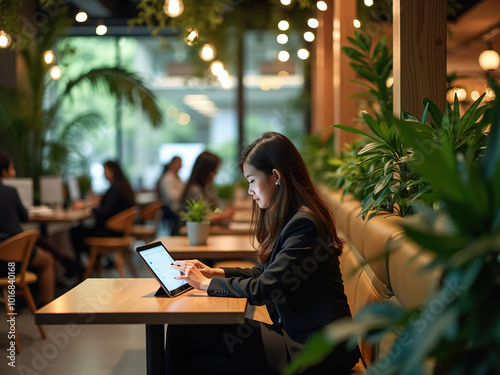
xmin=0 ymin=6 xmax=163 ymax=195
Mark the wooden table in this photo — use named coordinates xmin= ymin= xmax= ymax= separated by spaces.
xmin=36 ymin=278 xmax=249 ymax=375
xmin=156 ymin=235 xmax=257 ymax=259
xmin=27 ymin=208 xmax=93 ymax=236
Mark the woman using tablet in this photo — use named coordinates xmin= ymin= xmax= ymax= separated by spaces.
xmin=168 ymin=132 xmax=360 ymax=374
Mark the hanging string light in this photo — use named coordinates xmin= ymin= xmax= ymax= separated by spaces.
xmin=200 ymin=43 xmax=216 ymax=62
xmin=0 ymin=30 xmax=12 ymax=48
xmin=50 ymin=66 xmax=61 ymax=80
xmin=184 ymin=27 xmax=200 ymax=46
xmin=75 ymin=11 xmax=88 ymax=23
xmin=44 ymin=50 xmax=55 ymax=64
xmin=163 ymin=0 xmax=184 ymax=18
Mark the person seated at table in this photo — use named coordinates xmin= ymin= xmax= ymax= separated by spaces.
xmin=177 ymin=151 xmax=234 ymax=227
xmin=167 ymin=132 xmax=360 ymax=375
xmin=0 ymin=152 xmax=55 ymax=306
xmin=156 ymin=156 xmax=184 ymax=234
xmin=71 ymin=160 xmax=135 ymax=266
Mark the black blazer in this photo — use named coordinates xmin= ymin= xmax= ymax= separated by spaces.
xmin=92 ymin=184 xmax=133 ymax=229
xmin=208 ymin=209 xmax=352 ymax=345
xmin=0 ymin=183 xmax=28 ymax=241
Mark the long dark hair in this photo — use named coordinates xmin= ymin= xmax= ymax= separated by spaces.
xmin=180 ymin=151 xmax=220 ymax=204
xmin=103 ymin=161 xmax=135 ymax=205
xmin=239 ymin=132 xmax=343 ymax=263
xmin=0 ymin=152 xmax=12 ymax=176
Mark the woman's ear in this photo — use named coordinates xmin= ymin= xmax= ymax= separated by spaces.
xmin=272 ymin=169 xmax=282 ymax=185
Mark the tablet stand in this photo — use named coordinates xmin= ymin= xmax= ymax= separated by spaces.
xmin=154 ymin=286 xmax=171 ymax=297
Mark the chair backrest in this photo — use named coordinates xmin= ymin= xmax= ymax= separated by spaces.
xmin=141 ymin=200 xmax=163 ymax=221
xmin=0 ymin=230 xmax=40 ymax=280
xmin=105 ymin=206 xmax=138 ymax=237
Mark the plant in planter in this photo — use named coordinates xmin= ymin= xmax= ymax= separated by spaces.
xmin=178 ymin=199 xmax=213 ymax=245
xmin=286 ymin=82 xmax=500 ymax=375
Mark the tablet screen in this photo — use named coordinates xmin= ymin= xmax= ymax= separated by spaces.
xmin=136 ymin=242 xmax=191 ymax=296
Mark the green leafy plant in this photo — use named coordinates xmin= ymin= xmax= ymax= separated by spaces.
xmin=287 ymin=82 xmax=500 ymax=375
xmin=301 ymin=132 xmax=337 ymax=183
xmin=342 ymin=29 xmax=393 ymax=123
xmin=178 ymin=199 xmax=212 ymax=223
xmin=215 ymin=184 xmax=234 ymax=201
xmin=330 ymin=91 xmax=489 ymax=218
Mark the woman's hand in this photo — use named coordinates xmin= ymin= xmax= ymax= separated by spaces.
xmin=170 ymin=261 xmax=211 ymax=291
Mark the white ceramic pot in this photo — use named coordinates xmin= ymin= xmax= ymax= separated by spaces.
xmin=186 ymin=221 xmax=210 ymax=245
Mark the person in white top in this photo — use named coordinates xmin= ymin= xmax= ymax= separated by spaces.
xmin=158 ymin=156 xmax=184 ymax=212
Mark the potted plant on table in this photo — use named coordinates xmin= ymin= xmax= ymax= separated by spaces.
xmin=178 ymin=199 xmax=212 ymax=245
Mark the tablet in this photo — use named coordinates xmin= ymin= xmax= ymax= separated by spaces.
xmin=136 ymin=241 xmax=193 ymax=297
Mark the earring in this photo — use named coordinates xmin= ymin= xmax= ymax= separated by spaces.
xmin=275 ymin=182 xmax=279 ymax=186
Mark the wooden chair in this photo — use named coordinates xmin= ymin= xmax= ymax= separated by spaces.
xmin=131 ymin=199 xmax=163 ymax=244
xmin=83 ymin=206 xmax=138 ymax=279
xmin=0 ymin=230 xmax=46 ymax=353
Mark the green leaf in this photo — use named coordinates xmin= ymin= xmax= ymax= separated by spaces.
xmin=361 ymin=111 xmax=385 ymax=140
xmin=332 ymin=124 xmax=374 ymax=139
xmin=422 ymin=97 xmax=443 ymax=129
xmin=374 ymin=172 xmax=394 ymax=195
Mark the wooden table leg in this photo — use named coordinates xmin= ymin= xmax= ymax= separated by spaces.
xmin=146 ymin=324 xmax=165 ymax=375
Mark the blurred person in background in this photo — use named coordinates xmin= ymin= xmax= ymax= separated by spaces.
xmin=0 ymin=152 xmax=55 ymax=306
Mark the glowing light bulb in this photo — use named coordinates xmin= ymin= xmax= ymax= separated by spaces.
xmin=96 ymin=24 xmax=107 ymax=35
xmin=0 ymin=31 xmax=12 ymax=48
xmin=210 ymin=60 xmax=224 ymax=75
xmin=304 ymin=31 xmax=315 ymax=42
xmin=200 ymin=44 xmax=216 ymax=62
xmin=317 ymin=1 xmax=327 ymax=11
xmin=364 ymin=0 xmax=374 ymax=6
xmin=50 ymin=65 xmax=61 ymax=80
xmin=278 ymin=51 xmax=290 ymax=62
xmin=298 ymin=48 xmax=310 ymax=60
xmin=221 ymin=77 xmax=233 ymax=89
xmin=278 ymin=20 xmax=289 ymax=31
xmin=308 ymin=18 xmax=319 ymax=29
xmin=184 ymin=27 xmax=199 ymax=46
xmin=277 ymin=34 xmax=288 ymax=44
xmin=44 ymin=50 xmax=54 ymax=64
xmin=280 ymin=0 xmax=291 ymax=5
xmin=75 ymin=11 xmax=88 ymax=22
xmin=470 ymin=91 xmax=480 ymax=101
xmin=163 ymin=0 xmax=184 ymax=17
xmin=353 ymin=19 xmax=361 ymax=28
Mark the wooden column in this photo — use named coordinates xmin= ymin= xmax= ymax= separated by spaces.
xmin=393 ymin=0 xmax=447 ymax=117
xmin=332 ymin=0 xmax=358 ymax=152
xmin=311 ymin=1 xmax=334 ymax=140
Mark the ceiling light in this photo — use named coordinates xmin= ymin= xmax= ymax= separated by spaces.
xmin=277 ymin=34 xmax=288 ymax=44
xmin=478 ymin=44 xmax=500 ymax=72
xmin=210 ymin=60 xmax=224 ymax=75
xmin=317 ymin=1 xmax=327 ymax=11
xmin=96 ymin=24 xmax=107 ymax=36
xmin=0 ymin=31 xmax=12 ymax=48
xmin=50 ymin=66 xmax=61 ymax=80
xmin=304 ymin=31 xmax=315 ymax=42
xmin=278 ymin=20 xmax=289 ymax=31
xmin=184 ymin=27 xmax=199 ymax=46
xmin=278 ymin=51 xmax=290 ymax=62
xmin=163 ymin=0 xmax=184 ymax=18
xmin=307 ymin=18 xmax=319 ymax=29
xmin=200 ymin=44 xmax=216 ymax=62
xmin=75 ymin=11 xmax=88 ymax=22
xmin=44 ymin=50 xmax=54 ymax=64
xmin=297 ymin=48 xmax=310 ymax=60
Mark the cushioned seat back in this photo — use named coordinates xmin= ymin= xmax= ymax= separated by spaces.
xmin=388 ymin=237 xmax=442 ymax=309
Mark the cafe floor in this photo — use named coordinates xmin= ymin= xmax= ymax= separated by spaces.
xmin=1 ymin=242 xmax=157 ymax=375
